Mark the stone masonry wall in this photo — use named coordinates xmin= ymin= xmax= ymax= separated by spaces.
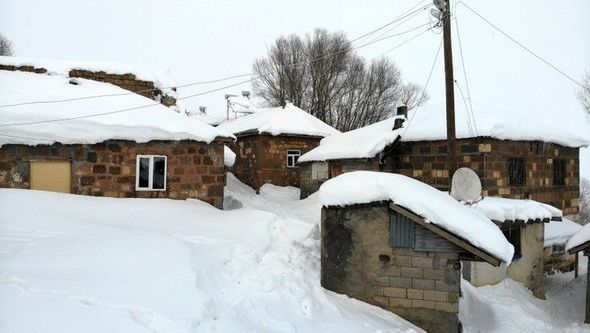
xmin=322 ymin=204 xmax=462 ymax=333
xmin=0 ymin=65 xmax=176 ymax=107
xmin=0 ymin=140 xmax=226 ymax=208
xmin=392 ymin=138 xmax=580 ymax=214
xmin=228 ymin=134 xmax=321 ymax=191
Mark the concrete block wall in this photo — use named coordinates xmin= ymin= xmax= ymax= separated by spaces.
xmin=322 ymin=204 xmax=462 ymax=333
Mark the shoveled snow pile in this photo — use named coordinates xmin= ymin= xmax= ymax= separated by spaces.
xmin=319 ymin=171 xmax=514 ymax=264
xmin=0 ymin=188 xmax=421 ymax=332
xmin=544 ymin=217 xmax=583 ymax=247
xmin=567 ymin=223 xmax=590 ymax=252
xmin=218 ymin=102 xmax=339 ymax=138
xmin=402 ymin=104 xmax=589 ymax=148
xmin=471 ymin=197 xmax=562 ymax=223
xmin=0 ymin=55 xmax=176 ymax=96
xmin=223 ymin=146 xmax=236 ymax=167
xmin=299 ymin=116 xmax=403 ymax=162
xmin=0 ymin=70 xmax=234 ymax=146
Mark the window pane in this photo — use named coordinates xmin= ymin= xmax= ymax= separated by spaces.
xmin=152 ymin=157 xmax=166 ymax=190
xmin=138 ymin=157 xmax=150 ymax=188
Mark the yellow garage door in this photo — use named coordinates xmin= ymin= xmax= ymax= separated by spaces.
xmin=30 ymin=161 xmax=71 ymax=193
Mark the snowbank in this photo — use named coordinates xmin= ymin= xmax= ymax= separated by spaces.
xmin=567 ymin=223 xmax=590 ymax=252
xmin=0 ymin=188 xmax=421 ymax=332
xmin=218 ymin=102 xmax=339 ymax=138
xmin=224 ymin=146 xmax=236 ymax=167
xmin=299 ymin=116 xmax=403 ymax=162
xmin=0 ymin=70 xmax=234 ymax=146
xmin=544 ymin=217 xmax=582 ymax=247
xmin=0 ymin=55 xmax=175 ymax=93
xmin=402 ymin=104 xmax=589 ymax=148
xmin=319 ymin=171 xmax=514 ymax=264
xmin=471 ymin=197 xmax=561 ymax=223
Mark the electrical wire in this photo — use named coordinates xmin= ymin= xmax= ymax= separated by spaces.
xmin=454 ymin=80 xmax=474 ymax=137
xmin=454 ymin=15 xmax=479 ymax=138
xmin=457 ymin=1 xmax=583 ymax=88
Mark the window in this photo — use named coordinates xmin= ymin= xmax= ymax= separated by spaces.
xmin=502 ymin=225 xmax=522 ymax=260
xmin=287 ymin=150 xmax=300 ymax=168
xmin=552 ymin=244 xmax=565 ymax=257
xmin=508 ymin=157 xmax=526 ymax=186
xmin=136 ymin=155 xmax=167 ymax=191
xmin=553 ymin=158 xmax=566 ymax=186
xmin=312 ymin=162 xmax=329 ymax=181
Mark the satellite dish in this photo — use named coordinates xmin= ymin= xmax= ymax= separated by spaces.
xmin=450 ymin=167 xmax=482 ymax=203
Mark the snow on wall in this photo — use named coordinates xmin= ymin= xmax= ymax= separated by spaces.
xmin=224 ymin=145 xmax=236 ymax=167
xmin=471 ymin=197 xmax=562 ymax=223
xmin=218 ymin=102 xmax=339 ymax=138
xmin=0 ymin=70 xmax=234 ymax=146
xmin=0 ymin=55 xmax=175 ymax=92
xmin=298 ymin=116 xmax=403 ymax=162
xmin=319 ymin=171 xmax=514 ymax=264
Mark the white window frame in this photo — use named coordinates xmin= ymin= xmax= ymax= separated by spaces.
xmin=287 ymin=149 xmax=301 ymax=168
xmin=135 ymin=155 xmax=167 ymax=191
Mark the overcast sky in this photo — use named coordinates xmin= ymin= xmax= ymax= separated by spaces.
xmin=1 ymin=0 xmax=589 ymax=136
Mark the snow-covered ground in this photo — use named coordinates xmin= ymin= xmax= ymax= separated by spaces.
xmin=1 ymin=176 xmax=589 ymax=332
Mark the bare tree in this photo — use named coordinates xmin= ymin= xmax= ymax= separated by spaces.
xmin=0 ymin=33 xmax=14 ymax=56
xmin=400 ymin=82 xmax=429 ymax=111
xmin=252 ymin=28 xmax=426 ymax=131
xmin=578 ymin=71 xmax=590 ymax=119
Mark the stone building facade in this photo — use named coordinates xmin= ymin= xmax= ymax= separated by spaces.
xmin=0 ymin=64 xmax=176 ymax=107
xmin=0 ymin=140 xmax=227 ymax=208
xmin=390 ymin=138 xmax=580 ymax=215
xmin=228 ymin=134 xmax=321 ymax=191
xmin=322 ymin=203 xmax=479 ymax=333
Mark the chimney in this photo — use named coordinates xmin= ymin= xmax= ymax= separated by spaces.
xmin=242 ymin=90 xmax=251 ymax=99
xmin=393 ymin=105 xmax=408 ymax=130
xmin=199 ymin=106 xmax=207 ymax=115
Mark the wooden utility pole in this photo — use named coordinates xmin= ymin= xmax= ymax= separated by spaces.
xmin=442 ymin=0 xmax=457 ymax=186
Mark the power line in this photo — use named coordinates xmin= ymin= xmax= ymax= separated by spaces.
xmin=457 ymin=1 xmax=584 ymax=88
xmin=0 ymin=21 xmax=432 ymax=109
xmin=400 ymin=35 xmax=444 ymax=140
xmin=454 ymin=80 xmax=474 ymax=137
xmin=454 ymin=15 xmax=478 ymax=137
xmin=362 ymin=1 xmax=430 ymax=44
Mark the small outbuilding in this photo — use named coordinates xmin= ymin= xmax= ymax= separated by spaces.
xmin=566 ymin=224 xmax=590 ymax=323
xmin=0 ymin=69 xmax=234 ymax=209
xmin=462 ymin=197 xmax=562 ymax=298
xmin=218 ymin=102 xmax=338 ymax=191
xmin=319 ymin=171 xmax=513 ymax=333
xmin=543 ymin=217 xmax=582 ymax=273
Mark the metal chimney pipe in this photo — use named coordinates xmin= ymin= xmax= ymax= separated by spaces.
xmin=393 ymin=105 xmax=408 ymax=130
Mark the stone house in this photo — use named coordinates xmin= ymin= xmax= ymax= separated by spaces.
xmin=298 ymin=106 xmax=406 ymax=198
xmin=218 ymin=102 xmax=339 ymax=191
xmin=319 ymin=171 xmax=513 ymax=333
xmin=299 ymin=106 xmax=588 ymax=215
xmin=462 ymin=197 xmax=563 ymax=298
xmin=0 ymin=68 xmax=234 ymax=209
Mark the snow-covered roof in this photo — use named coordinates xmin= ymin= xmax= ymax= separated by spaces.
xmin=319 ymin=171 xmax=514 ymax=264
xmin=224 ymin=146 xmax=236 ymax=167
xmin=217 ymin=102 xmax=339 ymax=138
xmin=0 ymin=70 xmax=234 ymax=146
xmin=401 ymin=104 xmax=589 ymax=148
xmin=0 ymin=55 xmax=176 ymax=95
xmin=470 ymin=197 xmax=562 ymax=224
xmin=544 ymin=217 xmax=582 ymax=247
xmin=298 ymin=116 xmax=403 ymax=163
xmin=567 ymin=223 xmax=590 ymax=253
xmin=191 ymin=114 xmax=227 ymax=126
